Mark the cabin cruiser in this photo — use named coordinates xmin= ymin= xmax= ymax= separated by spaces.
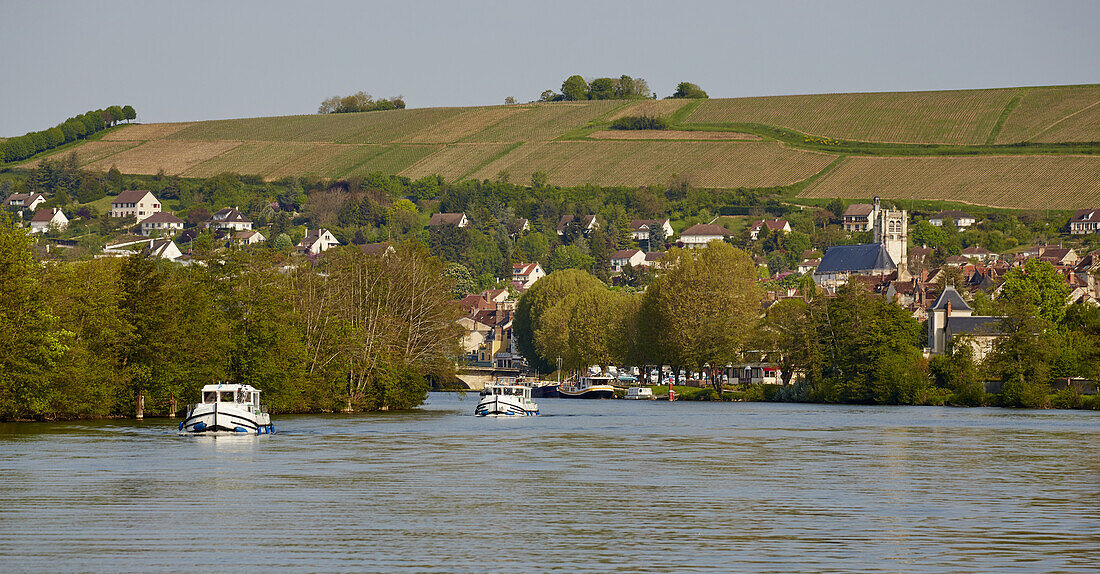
xmin=557 ymin=374 xmax=616 ymax=399
xmin=624 ymin=386 xmax=654 ymax=400
xmin=179 ymin=383 xmax=275 ymax=434
xmin=475 ymin=383 xmax=539 ymax=417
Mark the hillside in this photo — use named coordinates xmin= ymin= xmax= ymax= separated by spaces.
xmin=17 ymin=84 xmax=1100 ymax=209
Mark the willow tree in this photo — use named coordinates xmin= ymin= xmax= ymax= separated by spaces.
xmin=641 ymin=241 xmax=762 ymax=392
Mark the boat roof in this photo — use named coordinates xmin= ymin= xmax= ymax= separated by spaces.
xmin=200 ymin=383 xmax=261 ymax=393
xmin=484 ymin=383 xmax=529 ymax=390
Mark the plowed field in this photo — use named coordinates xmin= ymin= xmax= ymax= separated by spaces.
xmin=606 ymin=99 xmax=691 ymax=120
xmin=399 ymin=143 xmax=516 ymax=181
xmin=101 ymin=122 xmax=196 ymax=141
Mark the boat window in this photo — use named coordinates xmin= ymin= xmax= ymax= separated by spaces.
xmin=253 ymin=393 xmax=260 ymax=406
xmin=203 ymin=391 xmax=216 ymax=404
xmin=220 ymin=391 xmax=234 ymax=402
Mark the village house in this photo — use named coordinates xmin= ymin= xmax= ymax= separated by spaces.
xmin=797 ymin=258 xmax=821 ymax=274
xmin=1038 ymin=246 xmax=1079 ymax=267
xmin=297 ymin=228 xmax=340 ymax=254
xmin=207 ymin=207 xmax=253 ymax=232
xmin=928 ymin=210 xmax=977 ymax=228
xmin=110 ymin=190 xmax=161 ymax=221
xmin=643 ymin=251 xmax=667 ymax=268
xmin=679 ymin=223 xmax=731 ymax=248
xmin=748 ymin=218 xmax=791 ymax=240
xmin=609 ymin=249 xmax=646 ymax=273
xmin=359 ymin=242 xmax=394 ymax=257
xmin=926 ymin=286 xmax=1000 ymax=363
xmin=557 ymin=214 xmax=598 ymax=236
xmin=628 ymin=218 xmax=673 ymax=242
xmin=102 ymin=237 xmax=183 ymax=261
xmin=234 ymin=230 xmax=266 ymax=246
xmin=960 ymin=245 xmax=995 ymax=263
xmin=842 ymin=203 xmax=875 ymax=232
xmin=139 ymin=211 xmax=184 ymax=236
xmin=427 ymin=212 xmax=469 ymax=228
xmin=1069 ymin=208 xmax=1100 ymax=235
xmin=3 ymin=192 xmax=46 ymax=215
xmin=511 ymin=262 xmax=546 ymax=288
xmin=28 ymin=208 xmax=68 ymax=233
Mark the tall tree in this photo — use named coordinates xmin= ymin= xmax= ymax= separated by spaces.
xmin=561 ymin=75 xmax=589 ymax=101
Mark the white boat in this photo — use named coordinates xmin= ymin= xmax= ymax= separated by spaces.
xmin=179 ymin=383 xmax=275 ymax=434
xmin=557 ymin=374 xmax=616 ymax=399
xmin=475 ymin=384 xmax=539 ymax=416
xmin=624 ymin=386 xmax=654 ymax=400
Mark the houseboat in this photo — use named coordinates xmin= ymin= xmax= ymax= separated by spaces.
xmin=179 ymin=383 xmax=275 ymax=434
xmin=475 ymin=383 xmax=540 ymax=416
xmin=557 ymin=374 xmax=616 ymax=399
xmin=624 ymin=386 xmax=655 ymax=400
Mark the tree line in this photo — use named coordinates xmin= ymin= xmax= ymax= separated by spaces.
xmin=1 ymin=106 xmax=135 ymax=164
xmin=0 ymin=214 xmax=461 ymax=421
xmin=318 ymin=92 xmax=406 ymax=114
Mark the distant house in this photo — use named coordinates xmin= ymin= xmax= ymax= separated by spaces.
xmin=797 ymin=258 xmax=821 ymax=274
xmin=297 ymin=228 xmax=339 ymax=255
xmin=929 ymin=210 xmax=976 ymax=228
xmin=103 ymin=238 xmax=182 ymax=261
xmin=556 ymin=214 xmax=598 ymax=236
xmin=629 ymin=219 xmax=673 ymax=242
xmin=234 ymin=230 xmax=266 ymax=246
xmin=1069 ymin=209 xmax=1100 ymax=235
xmin=28 ymin=208 xmax=68 ymax=234
xmin=842 ymin=203 xmax=875 ymax=232
xmin=511 ymin=262 xmax=545 ymax=288
xmin=359 ymin=242 xmax=394 ymax=256
xmin=110 ymin=190 xmax=161 ymax=221
xmin=813 ymin=243 xmax=896 ymax=293
xmin=960 ymin=245 xmax=994 ymax=262
xmin=144 ymin=239 xmax=183 ymax=261
xmin=207 ymin=207 xmax=253 ymax=231
xmin=748 ymin=218 xmax=791 ymax=240
xmin=140 ymin=212 xmax=184 ymax=236
xmin=944 ymin=255 xmax=969 ymax=267
xmin=679 ymin=223 xmax=731 ymax=248
xmin=642 ymin=251 xmax=667 ymax=268
xmin=3 ymin=193 xmax=46 ymax=215
xmin=1039 ymin=246 xmax=1079 ymax=267
xmin=428 ymin=212 xmax=469 ymax=228
xmin=927 ymin=285 xmax=1000 ymax=362
xmin=610 ymin=249 xmax=646 ymax=273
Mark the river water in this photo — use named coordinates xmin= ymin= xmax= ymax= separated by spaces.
xmin=1 ymin=393 xmax=1097 ymax=572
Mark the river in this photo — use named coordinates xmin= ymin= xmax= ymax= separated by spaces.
xmin=1 ymin=393 xmax=1097 ymax=572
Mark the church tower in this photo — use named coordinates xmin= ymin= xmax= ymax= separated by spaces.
xmin=872 ymin=197 xmax=909 ymax=280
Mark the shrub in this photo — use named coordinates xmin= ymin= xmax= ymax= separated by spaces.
xmin=609 ymin=115 xmax=668 ymax=130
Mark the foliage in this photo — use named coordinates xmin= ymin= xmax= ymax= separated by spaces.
xmin=561 ymin=76 xmax=589 ymax=101
xmin=671 ymin=82 xmax=708 ymax=99
xmin=1 ymin=105 xmax=133 ymax=164
xmin=609 ymin=115 xmax=669 ymax=130
xmin=318 ymin=91 xmax=406 ymax=114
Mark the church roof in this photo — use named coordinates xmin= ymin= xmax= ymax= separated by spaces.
xmin=816 ymin=244 xmax=895 ymax=274
xmin=931 ymin=285 xmax=971 ymax=311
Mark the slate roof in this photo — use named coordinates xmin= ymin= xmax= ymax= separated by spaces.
xmin=30 ymin=208 xmax=62 ymax=223
xmin=816 ymin=244 xmax=895 ymax=274
xmin=961 ymin=246 xmax=991 ymax=256
xmin=931 ymin=285 xmax=971 ymax=311
xmin=681 ymin=223 xmax=731 ymax=237
xmin=211 ymin=208 xmax=251 ymax=223
xmin=947 ymin=316 xmax=1002 ymax=336
xmin=113 ymin=190 xmax=154 ymax=204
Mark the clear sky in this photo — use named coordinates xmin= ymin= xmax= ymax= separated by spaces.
xmin=1 ymin=0 xmax=1098 ymax=136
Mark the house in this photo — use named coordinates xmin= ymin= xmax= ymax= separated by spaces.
xmin=928 ymin=210 xmax=977 ymax=228
xmin=748 ymin=218 xmax=791 ymax=240
xmin=297 ymin=228 xmax=340 ymax=254
xmin=926 ymin=286 xmax=1001 ymax=362
xmin=797 ymin=258 xmax=821 ymax=274
xmin=102 ymin=238 xmax=182 ymax=261
xmin=1069 ymin=209 xmax=1100 ymax=235
xmin=842 ymin=203 xmax=875 ymax=232
xmin=610 ymin=249 xmax=646 ymax=273
xmin=28 ymin=208 xmax=68 ymax=233
xmin=643 ymin=251 xmax=667 ymax=268
xmin=944 ymin=255 xmax=969 ymax=267
xmin=110 ymin=190 xmax=161 ymax=221
xmin=679 ymin=223 xmax=731 ymax=248
xmin=428 ymin=212 xmax=469 ymax=228
xmin=511 ymin=262 xmax=545 ymax=288
xmin=1038 ymin=246 xmax=1079 ymax=267
xmin=813 ymin=243 xmax=896 ymax=294
xmin=961 ymin=245 xmax=994 ymax=262
xmin=629 ymin=219 xmax=673 ymax=242
xmin=139 ymin=212 xmax=184 ymax=236
xmin=207 ymin=207 xmax=253 ymax=231
xmin=3 ymin=193 xmax=46 ymax=215
xmin=556 ymin=214 xmax=598 ymax=236
xmin=359 ymin=242 xmax=394 ymax=256
xmin=234 ymin=230 xmax=266 ymax=246
xmin=144 ymin=239 xmax=183 ymax=261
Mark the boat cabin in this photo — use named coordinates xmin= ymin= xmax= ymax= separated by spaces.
xmin=482 ymin=384 xmax=532 ymax=399
xmin=200 ymin=383 xmax=263 ymax=411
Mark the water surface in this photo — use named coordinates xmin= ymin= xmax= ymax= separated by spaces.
xmin=1 ymin=394 xmax=1097 ymax=572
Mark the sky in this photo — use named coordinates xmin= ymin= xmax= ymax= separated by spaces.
xmin=1 ymin=0 xmax=1098 ymax=136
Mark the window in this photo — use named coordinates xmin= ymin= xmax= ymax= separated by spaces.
xmin=203 ymin=391 xmax=216 ymax=403
xmin=220 ymin=391 xmax=234 ymax=402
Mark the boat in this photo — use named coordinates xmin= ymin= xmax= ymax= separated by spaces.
xmin=624 ymin=386 xmax=654 ymax=400
xmin=179 ymin=383 xmax=275 ymax=434
xmin=557 ymin=374 xmax=616 ymax=399
xmin=475 ymin=383 xmax=539 ymax=416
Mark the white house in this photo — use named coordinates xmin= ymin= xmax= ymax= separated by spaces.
xmin=28 ymin=208 xmax=68 ymax=233
xmin=3 ymin=193 xmax=47 ymax=215
xmin=629 ymin=218 xmax=673 ymax=241
xmin=511 ymin=262 xmax=546 ymax=288
xmin=610 ymin=249 xmax=646 ymax=272
xmin=679 ymin=223 xmax=731 ymax=248
xmin=102 ymin=238 xmax=182 ymax=261
xmin=234 ymin=230 xmax=266 ymax=246
xmin=749 ymin=218 xmax=792 ymax=240
xmin=297 ymin=228 xmax=340 ymax=255
xmin=1070 ymin=209 xmax=1100 ymax=235
xmin=928 ymin=210 xmax=976 ymax=228
xmin=927 ymin=286 xmax=1000 ymax=363
xmin=144 ymin=239 xmax=183 ymax=261
xmin=110 ymin=190 xmax=161 ymax=221
xmin=140 ymin=211 xmax=184 ymax=236
xmin=960 ymin=245 xmax=995 ymax=263
xmin=207 ymin=207 xmax=253 ymax=231
xmin=428 ymin=212 xmax=469 ymax=228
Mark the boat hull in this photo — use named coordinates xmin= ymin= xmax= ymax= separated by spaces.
xmin=179 ymin=403 xmax=274 ymax=435
xmin=474 ymin=395 xmax=539 ymax=417
xmin=557 ymin=385 xmax=616 ymax=399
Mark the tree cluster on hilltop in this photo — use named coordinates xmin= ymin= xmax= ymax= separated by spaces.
xmin=540 ymin=75 xmax=653 ymax=102
xmin=0 ymin=105 xmax=135 ymax=164
xmin=318 ymin=92 xmax=406 ymax=114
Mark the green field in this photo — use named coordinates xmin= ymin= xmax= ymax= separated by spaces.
xmin=13 ymin=84 xmax=1100 ymax=209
